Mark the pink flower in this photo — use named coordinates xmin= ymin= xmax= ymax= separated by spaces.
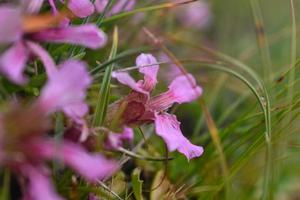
xmin=176 ymin=0 xmax=212 ymax=30
xmin=35 ymin=57 xmax=91 ymax=123
xmin=111 ymin=53 xmax=204 ymax=160
xmin=0 ymin=62 xmax=117 ymax=199
xmin=0 ymin=4 xmax=106 ymax=85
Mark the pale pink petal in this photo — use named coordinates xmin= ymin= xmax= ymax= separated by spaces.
xmin=38 ymin=60 xmax=91 ymax=117
xmin=26 ymin=41 xmax=57 ymax=77
xmin=62 ymin=102 xmax=89 ymax=124
xmin=106 ymin=126 xmax=134 ymax=150
xmin=67 ymin=0 xmax=95 ymax=18
xmin=168 ymin=74 xmax=202 ymax=103
xmin=147 ymin=74 xmax=202 ymax=111
xmin=31 ymin=24 xmax=107 ymax=49
xmin=136 ymin=53 xmax=159 ymax=92
xmin=0 ymin=6 xmax=23 ymax=44
xmin=29 ymin=139 xmax=118 ymax=182
xmin=154 ymin=113 xmax=203 ymax=160
xmin=22 ymin=165 xmax=63 ymax=200
xmin=94 ymin=0 xmax=109 ymax=13
xmin=0 ymin=41 xmax=28 ymax=84
xmin=177 ymin=1 xmax=212 ymax=30
xmin=112 ymin=71 xmax=147 ymax=94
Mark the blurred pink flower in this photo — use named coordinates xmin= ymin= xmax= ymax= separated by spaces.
xmin=35 ymin=57 xmax=91 ymax=123
xmin=111 ymin=53 xmax=204 ymax=160
xmin=0 ymin=4 xmax=106 ymax=85
xmin=0 ymin=57 xmax=117 ymax=199
xmin=176 ymin=0 xmax=212 ymax=30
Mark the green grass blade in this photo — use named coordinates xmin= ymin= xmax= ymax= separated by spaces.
xmin=93 ymin=27 xmax=118 ymax=127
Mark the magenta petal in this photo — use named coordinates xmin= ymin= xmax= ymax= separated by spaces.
xmin=26 ymin=41 xmax=57 ymax=77
xmin=22 ymin=165 xmax=63 ymax=200
xmin=0 ymin=6 xmax=23 ymax=44
xmin=67 ymin=0 xmax=95 ymax=18
xmin=62 ymin=102 xmax=89 ymax=124
xmin=136 ymin=53 xmax=159 ymax=92
xmin=154 ymin=113 xmax=203 ymax=160
xmin=112 ymin=71 xmax=147 ymax=94
xmin=168 ymin=74 xmax=202 ymax=103
xmin=31 ymin=139 xmax=118 ymax=182
xmin=94 ymin=0 xmax=109 ymax=13
xmin=106 ymin=126 xmax=134 ymax=150
xmin=0 ymin=41 xmax=28 ymax=84
xmin=39 ymin=59 xmax=91 ymax=116
xmin=31 ymin=24 xmax=107 ymax=49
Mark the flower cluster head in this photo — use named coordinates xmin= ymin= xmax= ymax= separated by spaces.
xmin=0 ymin=3 xmax=106 ymax=85
xmin=110 ymin=53 xmax=204 ymax=160
xmin=0 ymin=59 xmax=118 ymax=199
xmin=0 ymin=1 xmax=130 ymax=199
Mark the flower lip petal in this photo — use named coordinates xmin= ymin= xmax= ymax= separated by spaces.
xmin=0 ymin=41 xmax=28 ymax=84
xmin=136 ymin=53 xmax=159 ymax=92
xmin=21 ymin=164 xmax=64 ymax=200
xmin=38 ymin=59 xmax=91 ymax=118
xmin=0 ymin=5 xmax=23 ymax=44
xmin=67 ymin=0 xmax=95 ymax=18
xmin=28 ymin=139 xmax=119 ymax=182
xmin=112 ymin=71 xmax=148 ymax=94
xmin=168 ymin=74 xmax=203 ymax=103
xmin=31 ymin=24 xmax=107 ymax=49
xmin=154 ymin=112 xmax=203 ymax=160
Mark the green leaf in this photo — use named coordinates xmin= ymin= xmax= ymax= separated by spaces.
xmin=131 ymin=168 xmax=144 ymax=200
xmin=0 ymin=170 xmax=10 ymax=200
xmin=92 ymin=26 xmax=118 ymax=127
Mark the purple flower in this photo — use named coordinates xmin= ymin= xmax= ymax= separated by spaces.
xmin=111 ymin=53 xmax=204 ymax=160
xmin=35 ymin=57 xmax=91 ymax=123
xmin=176 ymin=0 xmax=212 ymax=30
xmin=0 ymin=60 xmax=117 ymax=199
xmin=0 ymin=4 xmax=106 ymax=85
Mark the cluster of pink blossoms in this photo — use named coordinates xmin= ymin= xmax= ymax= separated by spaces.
xmin=0 ymin=0 xmax=203 ymax=199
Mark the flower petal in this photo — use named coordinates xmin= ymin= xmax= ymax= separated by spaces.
xmin=30 ymin=139 xmax=118 ymax=182
xmin=0 ymin=6 xmax=23 ymax=44
xmin=147 ymin=74 xmax=202 ymax=112
xmin=62 ymin=102 xmax=89 ymax=124
xmin=31 ymin=24 xmax=107 ymax=49
xmin=154 ymin=112 xmax=203 ymax=160
xmin=112 ymin=71 xmax=147 ymax=94
xmin=67 ymin=0 xmax=95 ymax=18
xmin=136 ymin=53 xmax=159 ymax=92
xmin=106 ymin=126 xmax=134 ymax=150
xmin=38 ymin=60 xmax=91 ymax=118
xmin=22 ymin=165 xmax=63 ymax=200
xmin=0 ymin=41 xmax=28 ymax=84
xmin=26 ymin=41 xmax=57 ymax=77
xmin=94 ymin=0 xmax=109 ymax=13
xmin=168 ymin=74 xmax=202 ymax=103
